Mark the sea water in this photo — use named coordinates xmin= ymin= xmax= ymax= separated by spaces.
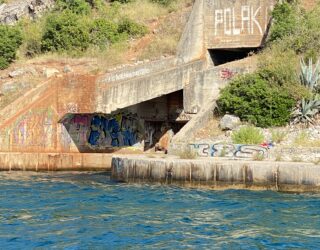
xmin=0 ymin=172 xmax=320 ymax=249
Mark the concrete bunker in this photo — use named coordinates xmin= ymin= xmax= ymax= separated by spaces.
xmin=208 ymin=48 xmax=257 ymax=66
xmin=59 ymin=90 xmax=188 ymax=153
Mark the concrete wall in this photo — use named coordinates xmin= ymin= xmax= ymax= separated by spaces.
xmin=99 ymin=57 xmax=177 ymax=84
xmin=176 ymin=0 xmax=205 ymax=63
xmin=204 ymin=0 xmax=275 ymax=49
xmin=0 ymin=0 xmax=276 ymax=156
xmin=184 ymin=57 xmax=257 ymax=114
xmin=0 ymin=152 xmax=112 ymax=171
xmin=111 ymin=156 xmax=320 ymax=192
xmin=96 ymin=60 xmax=204 ymax=113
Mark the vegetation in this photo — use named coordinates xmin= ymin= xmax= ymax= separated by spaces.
xmin=41 ymin=11 xmax=91 ymax=53
xmin=293 ymin=131 xmax=320 ymax=147
xmin=291 ymin=98 xmax=320 ymax=125
xmin=0 ymin=0 xmax=190 ymax=69
xmin=218 ymin=1 xmax=320 ymax=128
xmin=231 ymin=126 xmax=264 ymax=145
xmin=253 ymin=152 xmax=265 ymax=161
xmin=299 ymin=58 xmax=320 ymax=91
xmin=178 ymin=147 xmax=197 ymax=159
xmin=217 ymin=73 xmax=296 ymax=127
xmin=0 ymin=25 xmax=22 ymax=69
xmin=271 ymin=130 xmax=287 ymax=144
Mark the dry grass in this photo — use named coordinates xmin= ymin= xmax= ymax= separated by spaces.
xmin=271 ymin=130 xmax=288 ymax=144
xmin=291 ymin=156 xmax=303 ymax=162
xmin=118 ymin=0 xmax=168 ymax=23
xmin=178 ymin=147 xmax=197 ymax=159
xmin=193 ymin=118 xmax=224 ymax=141
xmin=293 ymin=131 xmax=320 ymax=147
xmin=85 ymin=41 xmax=129 ymax=71
xmin=253 ymin=152 xmax=265 ymax=161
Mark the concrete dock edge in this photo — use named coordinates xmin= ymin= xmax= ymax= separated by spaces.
xmin=111 ymin=156 xmax=320 ymax=192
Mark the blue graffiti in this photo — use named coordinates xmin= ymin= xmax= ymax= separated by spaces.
xmin=88 ymin=114 xmax=138 ymax=148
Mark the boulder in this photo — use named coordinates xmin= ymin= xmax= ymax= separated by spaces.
xmin=63 ymin=65 xmax=72 ymax=73
xmin=9 ymin=68 xmax=25 ymax=78
xmin=43 ymin=68 xmax=59 ymax=78
xmin=219 ymin=114 xmax=241 ymax=130
xmin=0 ymin=0 xmax=55 ymax=25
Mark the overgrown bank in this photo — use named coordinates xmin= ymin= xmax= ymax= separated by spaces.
xmin=0 ymin=0 xmax=192 ymax=69
xmin=217 ymin=1 xmax=320 ymax=128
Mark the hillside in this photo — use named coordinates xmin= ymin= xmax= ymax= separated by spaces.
xmin=0 ymin=0 xmax=193 ymax=108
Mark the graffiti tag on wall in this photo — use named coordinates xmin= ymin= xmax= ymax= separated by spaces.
xmin=189 ymin=143 xmax=269 ymax=158
xmin=214 ymin=5 xmax=273 ymax=36
xmin=9 ymin=108 xmax=54 ymax=148
xmin=220 ymin=68 xmax=236 ymax=80
xmin=64 ymin=113 xmax=144 ymax=150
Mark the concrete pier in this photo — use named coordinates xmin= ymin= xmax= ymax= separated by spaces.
xmin=0 ymin=153 xmax=112 ymax=171
xmin=111 ymin=156 xmax=320 ymax=192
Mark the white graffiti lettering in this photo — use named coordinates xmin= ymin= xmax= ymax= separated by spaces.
xmin=214 ymin=6 xmax=271 ymax=36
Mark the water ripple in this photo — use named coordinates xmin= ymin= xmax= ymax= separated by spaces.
xmin=0 ymin=172 xmax=320 ymax=249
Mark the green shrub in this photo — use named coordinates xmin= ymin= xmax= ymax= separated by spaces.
xmin=269 ymin=1 xmax=300 ymax=43
xmin=55 ymin=0 xmax=91 ymax=15
xmin=0 ymin=25 xmax=23 ymax=69
xmin=110 ymin=0 xmax=133 ymax=3
xmin=231 ymin=126 xmax=264 ymax=145
xmin=150 ymin=0 xmax=175 ymax=6
xmin=217 ymin=73 xmax=296 ymax=127
xmin=89 ymin=19 xmax=121 ymax=48
xmin=258 ymin=46 xmax=311 ymax=100
xmin=41 ymin=11 xmax=90 ymax=53
xmin=118 ymin=18 xmax=148 ymax=37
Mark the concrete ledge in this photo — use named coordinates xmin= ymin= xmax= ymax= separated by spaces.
xmin=111 ymin=155 xmax=320 ymax=192
xmin=0 ymin=153 xmax=112 ymax=171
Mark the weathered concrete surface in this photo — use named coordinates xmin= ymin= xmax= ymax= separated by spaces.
xmin=96 ymin=60 xmax=204 ymax=113
xmin=205 ymin=0 xmax=275 ymax=49
xmin=184 ymin=57 xmax=257 ymax=114
xmin=0 ymin=152 xmax=112 ymax=171
xmin=100 ymin=57 xmax=177 ymax=84
xmin=111 ymin=156 xmax=320 ymax=192
xmin=171 ymin=100 xmax=216 ymax=144
xmin=0 ymin=0 xmax=275 ymax=160
xmin=176 ymin=0 xmax=205 ymax=63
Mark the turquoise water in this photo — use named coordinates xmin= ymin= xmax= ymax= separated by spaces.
xmin=0 ymin=172 xmax=320 ymax=249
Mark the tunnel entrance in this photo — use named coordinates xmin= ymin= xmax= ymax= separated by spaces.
xmin=208 ymin=48 xmax=257 ymax=66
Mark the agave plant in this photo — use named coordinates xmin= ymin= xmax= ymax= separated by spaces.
xmin=291 ymin=97 xmax=320 ymax=125
xmin=300 ymin=58 xmax=320 ymax=91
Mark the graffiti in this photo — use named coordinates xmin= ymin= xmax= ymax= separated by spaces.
xmin=189 ymin=143 xmax=270 ymax=159
xmin=63 ymin=113 xmax=143 ymax=149
xmin=104 ymin=68 xmax=150 ymax=83
xmin=220 ymin=68 xmax=236 ymax=80
xmin=10 ymin=108 xmax=54 ymax=148
xmin=214 ymin=5 xmax=272 ymax=36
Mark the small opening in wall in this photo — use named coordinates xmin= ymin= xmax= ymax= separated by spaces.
xmin=208 ymin=48 xmax=257 ymax=66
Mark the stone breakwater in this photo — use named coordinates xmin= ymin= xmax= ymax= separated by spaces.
xmin=111 ymin=156 xmax=320 ymax=192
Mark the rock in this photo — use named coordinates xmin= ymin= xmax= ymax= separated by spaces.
xmin=0 ymin=0 xmax=55 ymax=25
xmin=1 ymin=81 xmax=16 ymax=93
xmin=43 ymin=68 xmax=59 ymax=78
xmin=219 ymin=114 xmax=241 ymax=131
xmin=9 ymin=69 xmax=25 ymax=78
xmin=26 ymin=67 xmax=37 ymax=76
xmin=63 ymin=65 xmax=72 ymax=73
xmin=156 ymin=129 xmax=174 ymax=153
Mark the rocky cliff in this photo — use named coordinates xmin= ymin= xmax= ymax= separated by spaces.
xmin=0 ymin=0 xmax=54 ymax=24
